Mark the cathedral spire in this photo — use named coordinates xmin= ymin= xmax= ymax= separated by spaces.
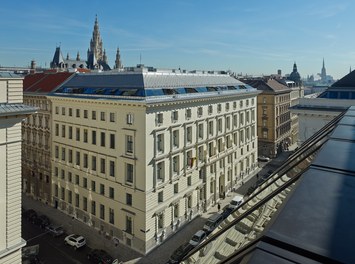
xmin=321 ymin=58 xmax=327 ymax=82
xmin=115 ymin=47 xmax=123 ymax=69
xmin=89 ymin=15 xmax=103 ymax=62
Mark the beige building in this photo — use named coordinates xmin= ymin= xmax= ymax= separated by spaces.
xmin=242 ymin=78 xmax=293 ymax=157
xmin=0 ymin=72 xmax=36 ymax=263
xmin=22 ymin=72 xmax=74 ymax=204
xmin=48 ymin=67 xmax=260 ymax=254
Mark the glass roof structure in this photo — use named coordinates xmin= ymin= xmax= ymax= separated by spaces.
xmin=182 ymin=106 xmax=355 ymax=264
xmin=52 ymin=69 xmax=257 ymax=101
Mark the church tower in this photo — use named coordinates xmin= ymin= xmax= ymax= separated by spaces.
xmin=114 ymin=47 xmax=123 ymax=69
xmin=321 ymin=58 xmax=327 ymax=82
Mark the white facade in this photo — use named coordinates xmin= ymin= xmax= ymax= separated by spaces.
xmin=49 ymin=70 xmax=259 ymax=254
xmin=0 ymin=74 xmax=36 ymax=264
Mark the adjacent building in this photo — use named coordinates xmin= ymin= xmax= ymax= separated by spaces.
xmin=241 ymin=78 xmax=293 ymax=158
xmin=48 ymin=66 xmax=260 ymax=254
xmin=292 ymin=70 xmax=355 ymax=145
xmin=0 ymin=72 xmax=36 ymax=263
xmin=22 ymin=71 xmax=74 ymax=203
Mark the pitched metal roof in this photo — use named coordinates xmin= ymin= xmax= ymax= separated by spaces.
xmin=0 ymin=103 xmax=37 ymax=117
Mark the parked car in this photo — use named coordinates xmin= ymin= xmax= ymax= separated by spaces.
xmin=258 ymin=156 xmax=270 ymax=162
xmin=168 ymin=242 xmax=194 ymax=263
xmin=45 ymin=225 xmax=64 ymax=237
xmin=87 ymin=249 xmax=118 ymax=264
xmin=23 ymin=209 xmax=37 ymax=221
xmin=221 ymin=207 xmax=234 ymax=220
xmin=33 ymin=215 xmax=50 ymax=228
xmin=64 ymin=234 xmax=86 ymax=250
xmin=228 ymin=195 xmax=244 ymax=210
xmin=203 ymin=213 xmax=224 ymax=234
xmin=189 ymin=230 xmax=207 ymax=247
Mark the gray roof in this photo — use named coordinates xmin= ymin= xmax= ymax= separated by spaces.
xmin=0 ymin=72 xmax=23 ymax=78
xmin=0 ymin=104 xmax=37 ymax=117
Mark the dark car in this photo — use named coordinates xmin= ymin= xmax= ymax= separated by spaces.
xmin=221 ymin=207 xmax=233 ymax=219
xmin=23 ymin=209 xmax=37 ymax=221
xmin=169 ymin=242 xmax=194 ymax=263
xmin=87 ymin=249 xmax=118 ymax=264
xmin=33 ymin=215 xmax=50 ymax=228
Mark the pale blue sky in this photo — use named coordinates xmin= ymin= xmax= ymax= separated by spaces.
xmin=0 ymin=0 xmax=354 ymax=79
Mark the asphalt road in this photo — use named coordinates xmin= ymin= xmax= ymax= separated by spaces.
xmin=22 ymin=218 xmax=92 ymax=264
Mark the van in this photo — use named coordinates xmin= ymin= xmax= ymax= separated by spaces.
xmin=228 ymin=195 xmax=244 ymax=210
xmin=203 ymin=213 xmax=223 ymax=234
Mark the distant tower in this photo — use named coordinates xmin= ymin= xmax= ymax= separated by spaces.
xmin=321 ymin=58 xmax=327 ymax=82
xmin=115 ymin=47 xmax=123 ymax=69
xmin=289 ymin=62 xmax=301 ymax=86
xmin=87 ymin=15 xmax=110 ymax=70
xmin=76 ymin=51 xmax=80 ymax=61
xmin=277 ymin=69 xmax=282 ymax=76
xmin=30 ymin=60 xmax=36 ymax=70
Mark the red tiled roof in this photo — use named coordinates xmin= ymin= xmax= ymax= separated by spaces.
xmin=24 ymin=72 xmax=74 ymax=93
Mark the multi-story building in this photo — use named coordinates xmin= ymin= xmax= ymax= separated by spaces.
xmin=22 ymin=71 xmax=74 ymax=203
xmin=48 ymin=66 xmax=260 ymax=254
xmin=0 ymin=72 xmax=36 ymax=263
xmin=242 ymin=78 xmax=292 ymax=157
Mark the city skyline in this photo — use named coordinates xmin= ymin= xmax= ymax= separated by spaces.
xmin=1 ymin=0 xmax=354 ymax=79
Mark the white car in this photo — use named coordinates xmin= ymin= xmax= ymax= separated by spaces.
xmin=228 ymin=195 xmax=244 ymax=210
xmin=64 ymin=234 xmax=86 ymax=249
xmin=258 ymin=156 xmax=270 ymax=162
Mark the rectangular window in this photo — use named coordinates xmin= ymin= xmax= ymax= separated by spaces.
xmin=208 ymin=121 xmax=214 ymax=135
xmin=126 ymin=163 xmax=133 ymax=183
xmin=100 ymin=132 xmax=105 ymax=147
xmin=61 ymin=169 xmax=65 ymax=179
xmin=126 ymin=193 xmax=132 ymax=206
xmin=197 ymin=107 xmax=203 ymax=117
xmin=110 ymin=134 xmax=115 ymax=149
xmin=83 ymin=177 xmax=87 ymax=188
xmin=55 ymin=146 xmax=59 ymax=159
xmin=126 ymin=216 xmax=132 ymax=234
xmin=126 ymin=135 xmax=133 ymax=153
xmin=55 ymin=106 xmax=59 ymax=114
xmin=218 ymin=119 xmax=223 ymax=133
xmin=76 ymin=109 xmax=80 ymax=118
xmin=61 ymin=147 xmax=65 ymax=161
xmin=208 ymin=105 xmax=213 ymax=115
xmin=61 ymin=187 xmax=65 ymax=200
xmin=174 ymin=183 xmax=178 ymax=194
xmin=110 ymin=112 xmax=115 ymax=122
xmin=75 ymin=193 xmax=79 ymax=207
xmin=157 ymin=161 xmax=164 ymax=182
xmin=84 ymin=110 xmax=88 ymax=118
xmin=109 ymin=187 xmax=114 ymax=199
xmin=54 ymin=167 xmax=58 ymax=177
xmin=75 ymin=174 xmax=79 ymax=185
xmin=217 ymin=104 xmax=221 ymax=113
xmin=172 ymin=111 xmax=178 ymax=122
xmin=186 ymin=126 xmax=192 ymax=143
xmin=158 ymin=191 xmax=164 ymax=203
xmin=100 ymin=204 xmax=105 ymax=220
xmin=173 ymin=130 xmax=179 ymax=148
xmin=109 ymin=208 xmax=114 ymax=224
xmin=173 ymin=155 xmax=179 ymax=173
xmin=186 ymin=109 xmax=191 ymax=119
xmin=92 ymin=131 xmax=96 ymax=145
xmin=91 ymin=180 xmax=96 ymax=192
xmin=126 ymin=113 xmax=133 ymax=125
xmin=83 ymin=197 xmax=87 ymax=211
xmin=68 ymin=190 xmax=72 ymax=204
xmin=100 ymin=112 xmax=105 ymax=121
xmin=100 ymin=184 xmax=105 ymax=195
xmin=156 ymin=113 xmax=163 ymax=125
xmin=62 ymin=107 xmax=65 ymax=115
xmin=100 ymin=158 xmax=105 ymax=174
xmin=76 ymin=151 xmax=80 ymax=166
xmin=92 ymin=111 xmax=96 ymax=120
xmin=61 ymin=125 xmax=66 ymax=137
xmin=55 ymin=124 xmax=59 ymax=136
xmin=69 ymin=149 xmax=72 ymax=163
xmin=157 ymin=134 xmax=164 ymax=153
xmin=92 ymin=156 xmax=97 ymax=171
xmin=68 ymin=126 xmax=73 ymax=139
xmin=198 ymin=123 xmax=204 ymax=139
xmin=91 ymin=201 xmax=96 ymax=215
xmin=83 ymin=154 xmax=88 ymax=168
xmin=83 ymin=129 xmax=88 ymax=143
xmin=76 ymin=128 xmax=80 ymax=141
xmin=109 ymin=161 xmax=115 ymax=177
xmin=68 ymin=172 xmax=72 ymax=182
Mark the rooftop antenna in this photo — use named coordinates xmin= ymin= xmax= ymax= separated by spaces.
xmin=140 ymin=53 xmax=142 ymax=65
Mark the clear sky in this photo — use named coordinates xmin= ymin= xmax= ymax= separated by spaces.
xmin=0 ymin=0 xmax=354 ymax=79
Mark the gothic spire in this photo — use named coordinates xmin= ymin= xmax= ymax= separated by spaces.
xmin=115 ymin=47 xmax=123 ymax=69
xmin=76 ymin=51 xmax=80 ymax=61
